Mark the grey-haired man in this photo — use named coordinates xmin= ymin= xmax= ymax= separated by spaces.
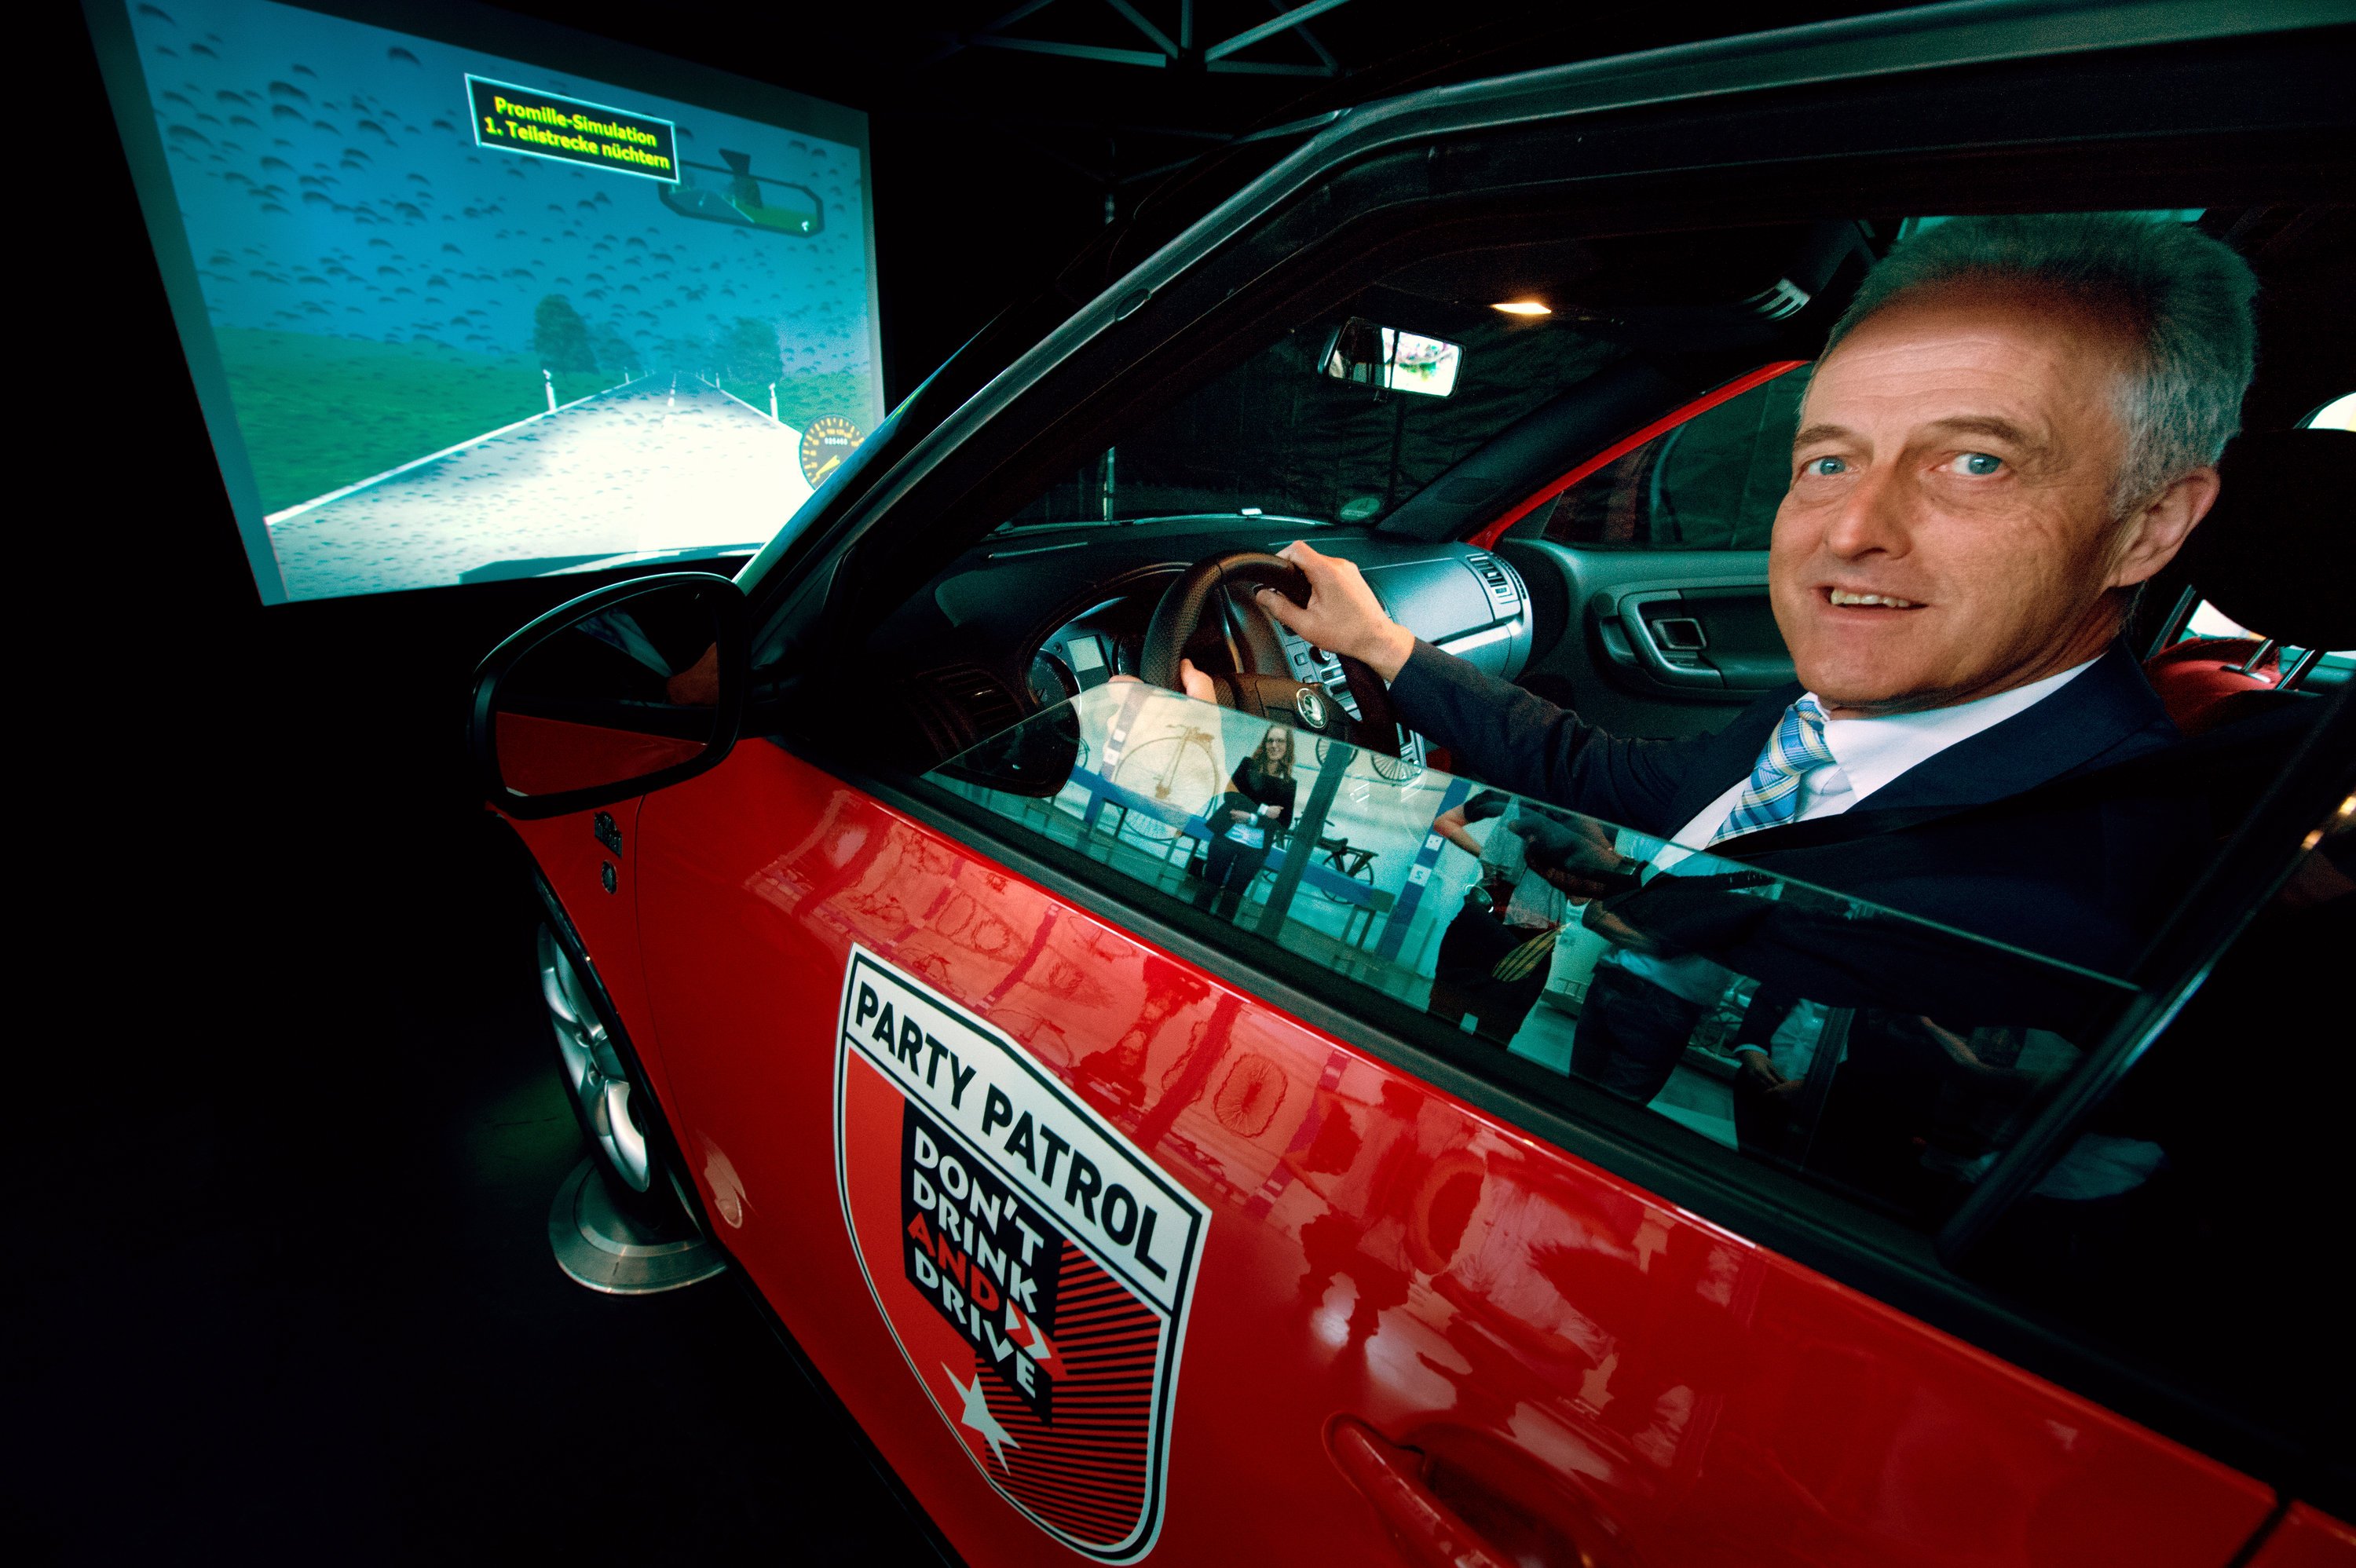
xmin=1249 ymin=214 xmax=2260 ymax=1097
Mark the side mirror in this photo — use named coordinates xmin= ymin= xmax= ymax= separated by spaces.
xmin=470 ymin=573 xmax=748 ymax=820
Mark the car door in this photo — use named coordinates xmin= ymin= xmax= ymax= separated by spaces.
xmin=626 ymin=682 xmax=2293 ymax=1568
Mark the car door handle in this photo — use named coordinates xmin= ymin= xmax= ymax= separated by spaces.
xmin=1326 ymin=1416 xmax=1519 ymax=1568
xmin=1615 ymin=592 xmax=1725 ymax=690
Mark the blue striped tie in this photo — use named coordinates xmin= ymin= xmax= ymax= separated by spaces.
xmin=1708 ymin=695 xmax=1836 ymax=845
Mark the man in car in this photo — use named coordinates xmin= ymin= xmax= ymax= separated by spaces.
xmin=1247 ymin=213 xmax=2259 ymax=1098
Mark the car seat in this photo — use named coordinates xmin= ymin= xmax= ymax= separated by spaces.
xmin=2142 ymin=427 xmax=2353 ymax=736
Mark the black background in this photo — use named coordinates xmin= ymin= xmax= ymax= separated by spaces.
xmin=25 ymin=0 xmax=1838 ymax=1556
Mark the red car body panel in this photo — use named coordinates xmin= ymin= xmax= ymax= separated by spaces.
xmin=514 ymin=736 xmax=2295 ymax=1566
xmin=497 ymin=712 xmax=705 ymax=798
xmin=2248 ymin=1507 xmax=2356 ymax=1568
xmin=513 ymin=796 xmax=674 ymax=1116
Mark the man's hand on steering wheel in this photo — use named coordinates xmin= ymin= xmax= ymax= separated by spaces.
xmin=1253 ymin=541 xmax=1419 ymax=682
xmin=1127 ymin=546 xmax=1407 ymax=755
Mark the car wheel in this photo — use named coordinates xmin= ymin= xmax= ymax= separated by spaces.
xmin=536 ymin=923 xmax=726 ymax=1294
xmin=538 ymin=923 xmax=655 ymax=1193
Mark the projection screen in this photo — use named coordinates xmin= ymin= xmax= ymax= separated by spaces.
xmin=87 ymin=0 xmax=883 ymax=602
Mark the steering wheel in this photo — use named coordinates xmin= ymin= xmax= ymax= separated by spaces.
xmin=1138 ymin=551 xmax=1403 ymax=755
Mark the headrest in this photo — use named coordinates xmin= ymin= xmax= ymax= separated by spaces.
xmin=2176 ymin=427 xmax=2354 ymax=652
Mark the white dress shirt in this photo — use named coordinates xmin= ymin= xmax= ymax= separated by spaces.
xmin=1611 ymin=658 xmax=2098 ymax=1004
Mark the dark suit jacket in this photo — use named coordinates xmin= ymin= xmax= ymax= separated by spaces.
xmin=1388 ymin=639 xmax=2201 ymax=984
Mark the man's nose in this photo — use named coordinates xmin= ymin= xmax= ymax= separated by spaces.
xmin=1821 ymin=465 xmax=1911 ymax=558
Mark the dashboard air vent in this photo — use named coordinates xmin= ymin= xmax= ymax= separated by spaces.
xmin=1464 ymin=551 xmax=1522 ymax=616
xmin=897 ymin=662 xmax=1026 ymax=769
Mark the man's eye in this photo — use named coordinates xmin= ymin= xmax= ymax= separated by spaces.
xmin=1944 ymin=451 xmax=2005 ymax=477
xmin=1802 ymin=456 xmax=1847 ymax=477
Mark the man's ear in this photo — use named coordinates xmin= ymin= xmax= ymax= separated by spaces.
xmin=2109 ymin=465 xmax=2222 ymax=589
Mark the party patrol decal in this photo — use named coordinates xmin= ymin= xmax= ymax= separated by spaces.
xmin=835 ymin=946 xmax=1209 ymax=1563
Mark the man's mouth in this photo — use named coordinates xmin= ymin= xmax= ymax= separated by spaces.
xmin=1824 ymin=588 xmax=1922 ymax=609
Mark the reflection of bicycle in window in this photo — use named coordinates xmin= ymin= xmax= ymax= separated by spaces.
xmin=1263 ymin=832 xmax=1379 ymax=903
xmin=1107 ymin=725 xmax=1220 ymax=845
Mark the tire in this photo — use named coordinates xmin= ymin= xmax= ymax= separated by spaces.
xmin=537 ymin=923 xmax=668 ymax=1203
xmin=534 ymin=919 xmax=726 ymax=1293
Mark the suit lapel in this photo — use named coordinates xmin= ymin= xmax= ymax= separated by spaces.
xmin=1848 ymin=643 xmax=2172 ymax=814
xmin=1706 ymin=644 xmax=2173 ymax=855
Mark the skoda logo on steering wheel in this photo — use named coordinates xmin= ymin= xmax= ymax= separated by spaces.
xmin=1294 ymin=687 xmax=1330 ymax=730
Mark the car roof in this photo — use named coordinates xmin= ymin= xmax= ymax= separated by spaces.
xmin=735 ymin=0 xmax=2352 ymax=598
xmin=1114 ymin=0 xmax=2341 ymax=331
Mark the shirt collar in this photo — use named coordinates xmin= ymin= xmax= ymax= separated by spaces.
xmin=1810 ymin=659 xmax=2100 ymax=806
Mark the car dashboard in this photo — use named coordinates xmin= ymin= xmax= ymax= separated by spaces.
xmin=884 ymin=514 xmax=1536 ymax=766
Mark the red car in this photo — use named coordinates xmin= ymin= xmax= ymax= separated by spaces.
xmin=471 ymin=4 xmax=2356 ymax=1563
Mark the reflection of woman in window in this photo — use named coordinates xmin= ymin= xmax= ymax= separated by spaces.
xmin=1195 ymin=726 xmax=1297 ymax=920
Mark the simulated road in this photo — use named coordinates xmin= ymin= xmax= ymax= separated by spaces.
xmin=268 ymin=374 xmax=814 ymax=599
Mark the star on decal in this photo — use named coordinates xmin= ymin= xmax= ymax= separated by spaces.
xmin=942 ymin=1363 xmax=1019 ymax=1470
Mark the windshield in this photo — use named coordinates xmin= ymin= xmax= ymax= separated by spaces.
xmin=994 ymin=313 xmax=1627 ymax=532
xmin=925 ymin=685 xmax=2139 ymax=1231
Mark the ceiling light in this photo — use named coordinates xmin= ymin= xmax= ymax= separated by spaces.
xmin=1491 ymin=301 xmax=1551 ymax=316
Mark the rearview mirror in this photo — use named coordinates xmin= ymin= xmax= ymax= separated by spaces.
xmin=470 ymin=573 xmax=747 ymax=819
xmin=1321 ymin=317 xmax=1463 ymax=397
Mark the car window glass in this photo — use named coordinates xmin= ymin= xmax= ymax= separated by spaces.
xmin=1520 ymin=367 xmax=1809 ymax=550
xmin=1961 ymin=793 xmax=2351 ymax=1456
xmin=925 ymin=685 xmax=2139 ymax=1233
xmin=997 ymin=317 xmax=1626 ymax=531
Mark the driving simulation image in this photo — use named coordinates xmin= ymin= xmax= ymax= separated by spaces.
xmin=107 ymin=0 xmax=880 ymax=600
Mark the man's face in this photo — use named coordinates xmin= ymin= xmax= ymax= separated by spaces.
xmin=1769 ymin=287 xmax=2142 ymax=715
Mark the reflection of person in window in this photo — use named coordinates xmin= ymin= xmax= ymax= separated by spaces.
xmin=1723 ymin=984 xmax=1820 ymax=1160
xmin=1195 ymin=726 xmax=1295 ymax=919
xmin=1426 ymin=791 xmax=1634 ymax=1045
